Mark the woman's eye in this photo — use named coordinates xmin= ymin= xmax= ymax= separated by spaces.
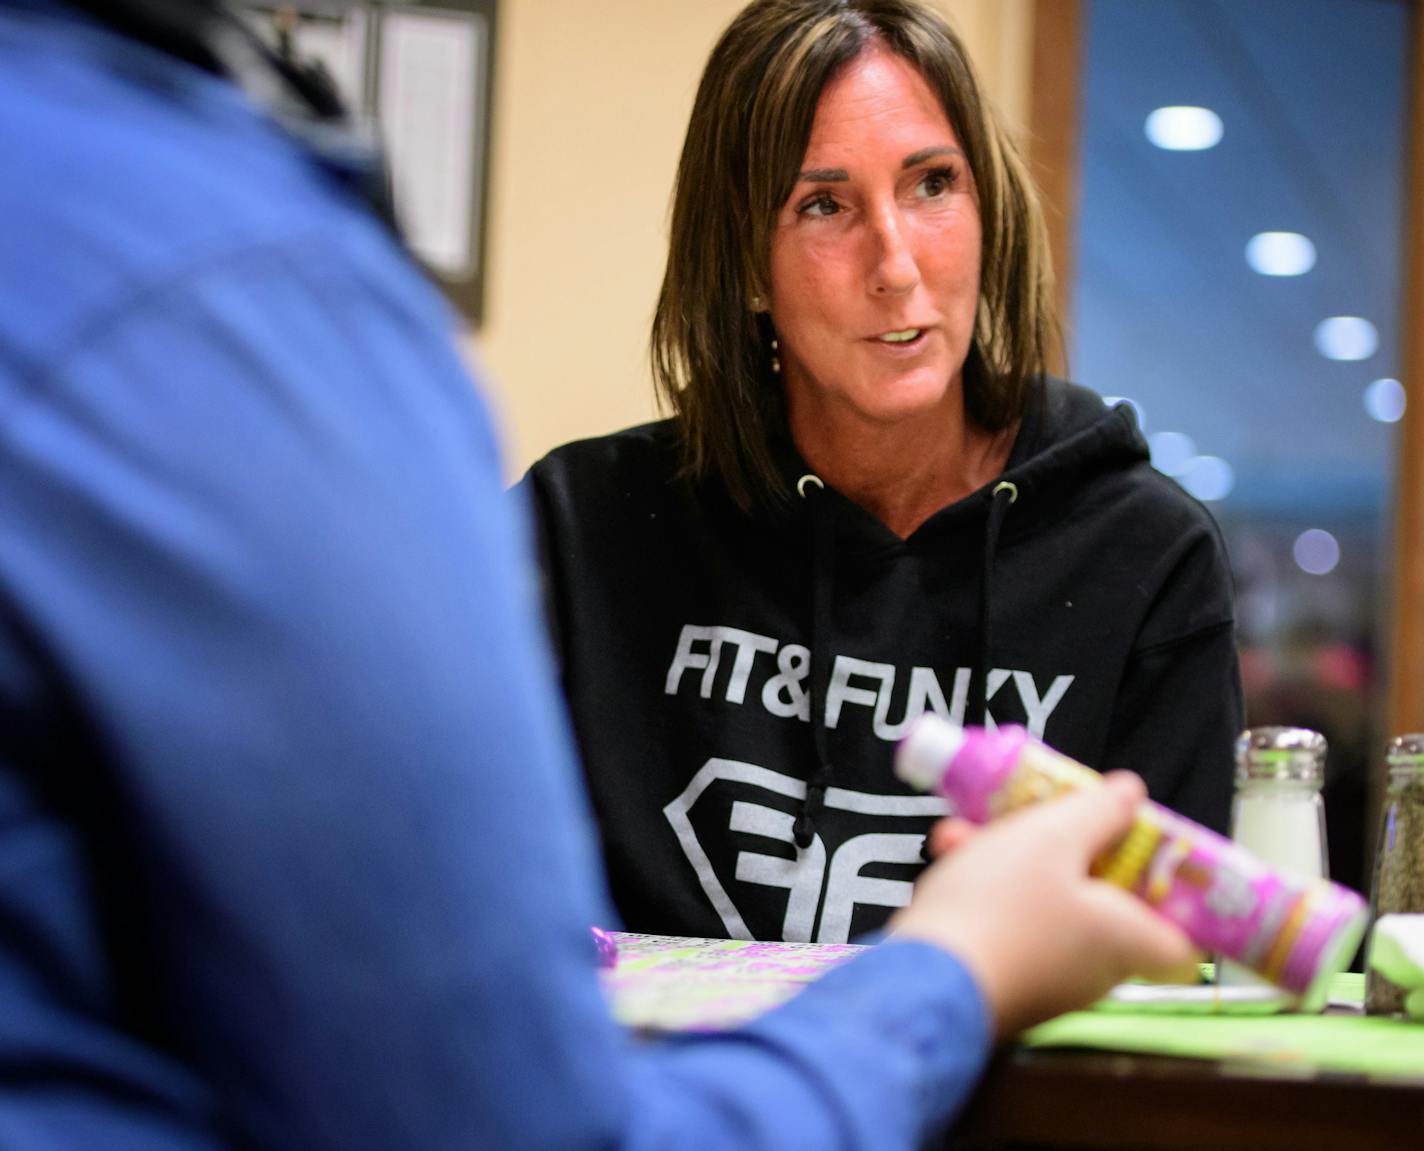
xmin=916 ymin=167 xmax=958 ymax=198
xmin=799 ymin=193 xmax=841 ymax=218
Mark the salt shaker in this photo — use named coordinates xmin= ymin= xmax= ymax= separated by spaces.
xmin=1218 ymin=728 xmax=1330 ymax=990
xmin=1365 ymin=734 xmax=1424 ymax=1015
xmin=1230 ymin=727 xmax=1329 ymax=879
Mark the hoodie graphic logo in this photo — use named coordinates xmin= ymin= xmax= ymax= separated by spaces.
xmin=664 ymin=757 xmax=948 ymax=943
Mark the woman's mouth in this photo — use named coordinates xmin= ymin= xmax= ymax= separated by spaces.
xmin=874 ymin=328 xmax=927 ymax=348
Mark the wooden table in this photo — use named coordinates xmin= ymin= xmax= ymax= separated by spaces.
xmin=602 ymin=934 xmax=1424 ymax=1149
xmin=949 ymin=1042 xmax=1424 ymax=1150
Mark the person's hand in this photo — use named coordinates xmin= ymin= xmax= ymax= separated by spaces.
xmin=889 ymin=772 xmax=1199 ymax=1037
xmin=923 ymin=816 xmax=976 ymax=859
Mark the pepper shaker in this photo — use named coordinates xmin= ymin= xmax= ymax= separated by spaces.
xmin=1365 ymin=734 xmax=1424 ymax=1015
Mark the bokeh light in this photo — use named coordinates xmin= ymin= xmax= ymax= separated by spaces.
xmin=1145 ymin=106 xmax=1224 ymax=151
xmin=1293 ymin=528 xmax=1341 ymax=575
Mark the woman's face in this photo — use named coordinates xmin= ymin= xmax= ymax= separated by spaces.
xmin=767 ymin=45 xmax=982 ymax=435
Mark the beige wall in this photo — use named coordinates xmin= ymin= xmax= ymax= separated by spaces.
xmin=472 ymin=0 xmax=1035 ymax=481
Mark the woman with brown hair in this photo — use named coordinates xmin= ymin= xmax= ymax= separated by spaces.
xmin=521 ymin=0 xmax=1243 ymax=943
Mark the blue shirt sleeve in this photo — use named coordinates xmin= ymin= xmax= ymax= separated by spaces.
xmin=0 ymin=231 xmax=990 ymax=1150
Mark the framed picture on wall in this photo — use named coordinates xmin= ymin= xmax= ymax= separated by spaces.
xmin=241 ymin=1 xmax=497 ymax=326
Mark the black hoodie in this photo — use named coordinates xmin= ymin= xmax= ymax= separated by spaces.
xmin=520 ymin=378 xmax=1244 ymax=943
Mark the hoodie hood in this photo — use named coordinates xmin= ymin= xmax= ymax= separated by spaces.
xmin=771 ymin=378 xmax=1149 ymax=547
xmin=994 ymin=376 xmax=1151 ymax=512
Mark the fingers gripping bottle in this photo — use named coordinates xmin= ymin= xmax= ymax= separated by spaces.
xmin=896 ymin=717 xmax=1367 ymax=1010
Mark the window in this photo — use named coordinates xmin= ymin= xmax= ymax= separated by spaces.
xmin=1072 ymin=0 xmax=1409 ymax=893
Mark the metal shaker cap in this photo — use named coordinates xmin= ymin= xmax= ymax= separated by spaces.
xmin=1385 ymin=733 xmax=1424 ymax=769
xmin=1234 ymin=726 xmax=1327 ymax=784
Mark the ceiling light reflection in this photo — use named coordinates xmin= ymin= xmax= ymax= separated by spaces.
xmin=1314 ymin=316 xmax=1378 ymax=361
xmin=1149 ymin=431 xmax=1197 ymax=476
xmin=1145 ymin=106 xmax=1224 ymax=151
xmin=1179 ymin=455 xmax=1234 ymax=501
xmin=1293 ymin=529 xmax=1340 ymax=576
xmin=1245 ymin=232 xmax=1316 ymax=276
xmin=1364 ymin=377 xmax=1406 ymax=423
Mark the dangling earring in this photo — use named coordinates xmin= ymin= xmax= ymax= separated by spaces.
xmin=770 ymin=337 xmax=781 ymax=375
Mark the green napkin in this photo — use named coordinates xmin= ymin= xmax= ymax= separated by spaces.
xmin=1024 ymin=972 xmax=1424 ymax=1080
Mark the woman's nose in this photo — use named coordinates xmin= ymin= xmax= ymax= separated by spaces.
xmin=867 ymin=205 xmax=920 ymax=296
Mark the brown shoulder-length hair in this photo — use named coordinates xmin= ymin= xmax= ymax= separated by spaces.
xmin=651 ymin=0 xmax=1059 ymax=510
